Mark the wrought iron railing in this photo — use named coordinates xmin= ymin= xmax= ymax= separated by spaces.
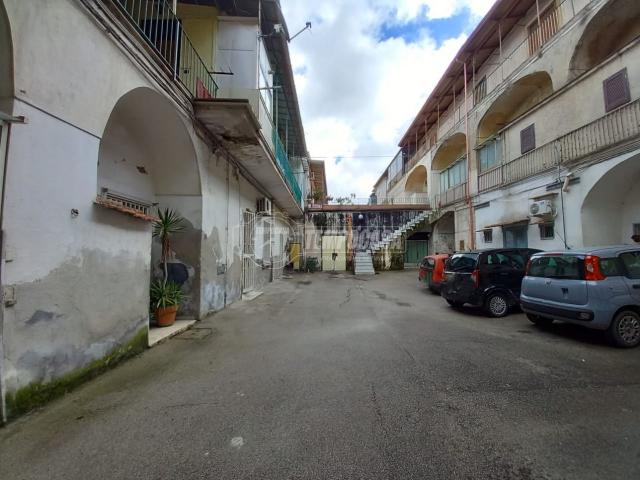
xmin=272 ymin=130 xmax=303 ymax=205
xmin=478 ymin=98 xmax=640 ymax=191
xmin=112 ymin=0 xmax=218 ymax=99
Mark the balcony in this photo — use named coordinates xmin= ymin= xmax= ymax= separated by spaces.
xmin=272 ymin=130 xmax=303 ymax=205
xmin=479 ymin=98 xmax=640 ymax=192
xmin=433 ymin=184 xmax=467 ymax=209
xmin=110 ymin=0 xmax=218 ymax=99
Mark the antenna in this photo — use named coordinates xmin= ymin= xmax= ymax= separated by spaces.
xmin=289 ymin=22 xmax=312 ymax=41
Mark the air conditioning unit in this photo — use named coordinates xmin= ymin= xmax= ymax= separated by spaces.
xmin=257 ymin=197 xmax=272 ymax=215
xmin=529 ymin=200 xmax=554 ymax=217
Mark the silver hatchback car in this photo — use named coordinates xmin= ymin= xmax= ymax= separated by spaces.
xmin=521 ymin=246 xmax=640 ymax=348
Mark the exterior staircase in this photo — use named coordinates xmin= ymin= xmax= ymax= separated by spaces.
xmin=370 ymin=210 xmax=430 ymax=253
xmin=354 ymin=251 xmax=375 ymax=275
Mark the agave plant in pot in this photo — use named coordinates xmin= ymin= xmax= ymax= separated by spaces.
xmin=151 ymin=208 xmax=185 ymax=327
xmin=150 ymin=280 xmax=184 ymax=327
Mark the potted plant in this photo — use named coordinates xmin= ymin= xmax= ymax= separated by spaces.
xmin=151 ymin=208 xmax=185 ymax=327
xmin=150 ymin=280 xmax=184 ymax=327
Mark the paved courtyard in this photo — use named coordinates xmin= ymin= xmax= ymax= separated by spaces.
xmin=1 ymin=270 xmax=640 ymax=479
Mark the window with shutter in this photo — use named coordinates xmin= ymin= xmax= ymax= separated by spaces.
xmin=603 ymin=68 xmax=631 ymax=112
xmin=474 ymin=77 xmax=487 ymax=105
xmin=520 ymin=124 xmax=536 ymax=154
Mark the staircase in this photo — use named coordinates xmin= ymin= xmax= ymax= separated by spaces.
xmin=354 ymin=251 xmax=375 ymax=275
xmin=370 ymin=211 xmax=430 ymax=253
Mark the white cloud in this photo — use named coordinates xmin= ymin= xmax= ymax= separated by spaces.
xmin=281 ymin=0 xmax=495 ymax=198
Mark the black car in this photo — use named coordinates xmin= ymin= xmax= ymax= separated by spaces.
xmin=440 ymin=248 xmax=542 ymax=317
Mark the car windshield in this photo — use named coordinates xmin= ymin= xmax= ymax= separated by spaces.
xmin=528 ymin=255 xmax=584 ymax=280
xmin=446 ymin=254 xmax=478 ymax=273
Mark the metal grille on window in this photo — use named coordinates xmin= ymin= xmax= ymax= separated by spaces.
xmin=520 ymin=124 xmax=536 ymax=154
xmin=603 ymin=68 xmax=631 ymax=113
xmin=483 ymin=229 xmax=493 ymax=243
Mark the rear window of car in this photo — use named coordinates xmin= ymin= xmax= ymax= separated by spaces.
xmin=446 ymin=254 xmax=479 ymax=273
xmin=426 ymin=258 xmax=436 ymax=268
xmin=486 ymin=251 xmax=526 ymax=269
xmin=528 ymin=255 xmax=584 ymax=280
xmin=620 ymin=252 xmax=640 ymax=279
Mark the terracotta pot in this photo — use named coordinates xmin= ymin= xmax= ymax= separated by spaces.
xmin=156 ymin=305 xmax=178 ymax=327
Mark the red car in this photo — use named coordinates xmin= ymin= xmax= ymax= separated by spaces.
xmin=419 ymin=254 xmax=450 ymax=293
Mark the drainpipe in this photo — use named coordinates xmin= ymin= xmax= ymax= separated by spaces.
xmin=457 ymin=59 xmax=475 ymax=250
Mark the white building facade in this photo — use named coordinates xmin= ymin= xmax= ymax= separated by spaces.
xmin=0 ymin=0 xmax=309 ymax=421
xmin=374 ymin=0 xmax=640 ymax=255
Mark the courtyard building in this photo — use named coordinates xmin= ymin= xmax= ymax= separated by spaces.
xmin=373 ymin=0 xmax=640 ymax=255
xmin=0 ymin=0 xmax=309 ymax=421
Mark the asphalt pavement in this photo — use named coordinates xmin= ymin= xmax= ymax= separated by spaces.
xmin=1 ymin=270 xmax=639 ymax=480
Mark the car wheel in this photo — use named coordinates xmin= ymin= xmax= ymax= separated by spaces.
xmin=446 ymin=299 xmax=464 ymax=308
xmin=527 ymin=313 xmax=554 ymax=327
xmin=485 ymin=293 xmax=509 ymax=318
xmin=606 ymin=310 xmax=640 ymax=348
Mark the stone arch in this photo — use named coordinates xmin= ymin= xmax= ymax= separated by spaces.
xmin=432 ymin=133 xmax=466 ymax=171
xmin=569 ymin=0 xmax=640 ymax=79
xmin=404 ymin=165 xmax=428 ymax=193
xmin=477 ymin=71 xmax=553 ymax=143
xmin=0 ymin=0 xmax=14 ymax=114
xmin=581 ymin=152 xmax=640 ymax=247
xmin=98 ymin=87 xmax=203 ymax=317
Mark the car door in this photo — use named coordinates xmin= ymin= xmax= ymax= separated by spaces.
xmin=620 ymin=250 xmax=640 ymax=302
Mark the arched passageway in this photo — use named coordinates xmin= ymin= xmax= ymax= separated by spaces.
xmin=569 ymin=0 xmax=640 ymax=79
xmin=98 ymin=87 xmax=203 ymax=317
xmin=581 ymin=153 xmax=640 ymax=247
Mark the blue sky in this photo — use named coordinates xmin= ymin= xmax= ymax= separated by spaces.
xmin=378 ymin=8 xmax=475 ymax=46
xmin=282 ymin=0 xmax=496 ymax=198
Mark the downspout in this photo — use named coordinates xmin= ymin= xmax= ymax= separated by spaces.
xmin=457 ymin=59 xmax=475 ymax=250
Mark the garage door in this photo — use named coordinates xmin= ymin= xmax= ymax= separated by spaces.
xmin=322 ymin=236 xmax=346 ymax=271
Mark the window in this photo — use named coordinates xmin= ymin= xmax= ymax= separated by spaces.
xmin=528 ymin=2 xmax=560 ymax=54
xmin=528 ymin=255 xmax=583 ymax=280
xmin=483 ymin=229 xmax=493 ymax=244
xmin=439 ymin=156 xmax=467 ymax=192
xmin=478 ymin=136 xmax=503 ymax=172
xmin=600 ymin=258 xmax=623 ymax=277
xmin=539 ymin=223 xmax=554 ymax=240
xmin=603 ymin=69 xmax=631 ymax=112
xmin=474 ymin=77 xmax=487 ymax=105
xmin=634 ymin=224 xmax=640 ymax=236
xmin=520 ymin=124 xmax=536 ymax=154
xmin=621 ymin=252 xmax=640 ymax=279
xmin=258 ymin=42 xmax=273 ymax=115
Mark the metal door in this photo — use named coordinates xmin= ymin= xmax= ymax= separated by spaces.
xmin=322 ymin=236 xmax=346 ymax=271
xmin=405 ymin=240 xmax=428 ymax=265
xmin=242 ymin=211 xmax=257 ymax=292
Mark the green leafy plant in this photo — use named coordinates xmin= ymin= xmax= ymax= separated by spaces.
xmin=150 ymin=280 xmax=183 ymax=310
xmin=152 ymin=208 xmax=185 ymax=282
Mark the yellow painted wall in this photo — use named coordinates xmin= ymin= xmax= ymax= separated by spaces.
xmin=177 ymin=4 xmax=218 ymax=69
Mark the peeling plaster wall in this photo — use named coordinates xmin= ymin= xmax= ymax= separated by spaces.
xmin=1 ymin=102 xmax=151 ymax=395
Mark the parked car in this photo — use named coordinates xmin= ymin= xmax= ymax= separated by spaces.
xmin=419 ymin=254 xmax=450 ymax=293
xmin=441 ymin=248 xmax=542 ymax=317
xmin=521 ymin=246 xmax=640 ymax=348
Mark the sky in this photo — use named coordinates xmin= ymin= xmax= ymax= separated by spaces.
xmin=280 ymin=0 xmax=496 ymax=199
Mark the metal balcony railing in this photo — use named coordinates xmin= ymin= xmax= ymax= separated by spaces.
xmin=112 ymin=0 xmax=218 ymax=99
xmin=272 ymin=130 xmax=303 ymax=205
xmin=478 ymin=98 xmax=640 ymax=192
